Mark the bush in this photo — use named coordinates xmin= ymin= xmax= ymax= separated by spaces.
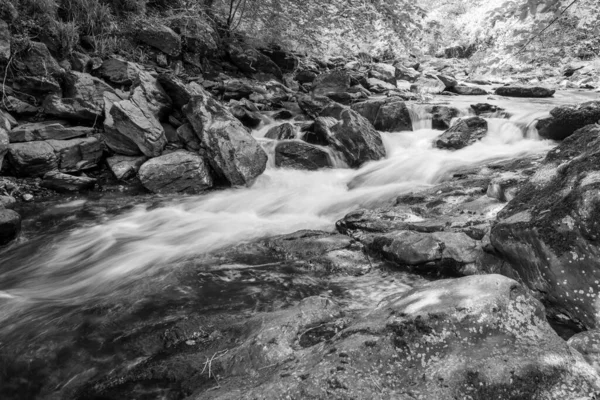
xmin=58 ymin=0 xmax=115 ymax=36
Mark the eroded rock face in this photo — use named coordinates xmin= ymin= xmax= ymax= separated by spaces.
xmin=102 ymin=92 xmax=142 ymax=156
xmin=451 ymin=85 xmax=488 ymax=95
xmin=495 ymin=86 xmax=555 ymax=98
xmin=318 ymin=103 xmax=386 ymax=167
xmin=183 ymin=91 xmax=268 ymax=186
xmin=435 ymin=116 xmax=488 ymax=150
xmin=491 ymin=125 xmax=600 ymax=328
xmin=536 ymin=101 xmax=600 ymax=140
xmin=138 ymin=150 xmax=213 ymax=194
xmin=275 ymin=141 xmax=332 ymax=170
xmin=137 ymin=24 xmax=181 ymax=57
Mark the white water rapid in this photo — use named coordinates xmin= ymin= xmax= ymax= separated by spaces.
xmin=0 ymin=99 xmax=560 ymax=323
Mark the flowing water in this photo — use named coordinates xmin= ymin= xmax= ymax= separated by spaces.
xmin=0 ymin=92 xmax=593 ymax=397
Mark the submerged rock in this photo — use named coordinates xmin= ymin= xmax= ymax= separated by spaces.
xmin=495 ymin=86 xmax=555 ymax=98
xmin=138 ymin=150 xmax=213 ymax=194
xmin=435 ymin=116 xmax=488 ymax=150
xmin=491 ymin=125 xmax=600 ymax=328
xmin=274 ymin=141 xmax=332 ymax=170
xmin=536 ymin=101 xmax=600 ymax=140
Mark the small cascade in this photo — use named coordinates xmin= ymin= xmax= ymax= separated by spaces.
xmin=258 ymin=139 xmax=278 ymax=168
xmin=407 ymin=104 xmax=433 ymax=130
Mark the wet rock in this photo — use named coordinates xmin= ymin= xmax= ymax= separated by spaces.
xmin=297 ymin=94 xmax=333 ymax=119
xmin=370 ymin=63 xmax=396 ymax=85
xmin=428 ymin=105 xmax=460 ymax=130
xmin=183 ymin=91 xmax=268 ymax=186
xmin=157 ymin=73 xmax=204 ymax=110
xmin=394 ymin=64 xmax=421 ymax=82
xmin=312 ymin=70 xmax=351 ymax=97
xmin=106 ymin=155 xmax=147 ymax=180
xmin=13 ymin=42 xmax=62 ymax=77
xmin=272 ymin=109 xmax=293 ymax=120
xmin=318 ymin=103 xmax=386 ymax=167
xmin=495 ymin=86 xmax=555 ymax=98
xmin=7 ymin=141 xmax=58 ymax=177
xmin=228 ymin=45 xmax=283 ymax=80
xmin=138 ymin=150 xmax=213 ymax=194
xmin=0 ymin=20 xmax=9 ymax=61
xmin=437 ymin=74 xmax=457 ymax=88
xmin=351 ymin=98 xmax=412 ymax=132
xmin=0 ymin=208 xmax=20 ymax=245
xmin=230 ymin=105 xmax=262 ymax=128
xmin=536 ymin=101 xmax=600 ymax=140
xmin=110 ymin=99 xmax=167 ymax=157
xmin=452 ymin=85 xmax=488 ymax=95
xmin=99 ymin=58 xmax=142 ymax=86
xmin=435 ymin=116 xmax=488 ymax=150
xmin=471 ymin=103 xmax=507 ymax=116
xmin=8 ymin=121 xmax=92 ymax=142
xmin=265 ymin=123 xmax=296 ymax=140
xmin=274 ymin=141 xmax=332 ymax=170
xmin=130 ymin=70 xmax=172 ymax=120
xmin=40 ymin=171 xmax=96 ymax=192
xmin=102 ymin=92 xmax=142 ymax=156
xmin=42 ymin=95 xmax=102 ymax=122
xmin=137 ymin=24 xmax=181 ymax=57
xmin=491 ymin=125 xmax=600 ymax=328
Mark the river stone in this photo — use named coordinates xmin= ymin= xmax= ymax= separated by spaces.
xmin=318 ymin=103 xmax=386 ymax=167
xmin=99 ymin=58 xmax=142 ymax=86
xmin=297 ymin=94 xmax=333 ymax=119
xmin=410 ymin=73 xmax=446 ymax=94
xmin=373 ymin=100 xmax=412 ymax=131
xmin=7 ymin=141 xmax=58 ymax=177
xmin=471 ymin=103 xmax=507 ymax=116
xmin=110 ymin=99 xmax=167 ymax=157
xmin=0 ymin=209 xmax=20 ymax=245
xmin=265 ymin=123 xmax=296 ymax=140
xmin=274 ymin=141 xmax=332 ymax=170
xmin=46 ymin=137 xmax=103 ymax=173
xmin=428 ymin=105 xmax=460 ymax=130
xmin=0 ymin=20 xmax=9 ymax=61
xmin=536 ymin=101 xmax=600 ymax=140
xmin=295 ymin=70 xmax=317 ymax=84
xmin=437 ymin=74 xmax=457 ymax=88
xmin=42 ymin=95 xmax=102 ymax=122
xmin=40 ymin=171 xmax=96 ymax=192
xmin=490 ymin=125 xmax=600 ymax=329
xmin=183 ymin=91 xmax=268 ymax=186
xmin=452 ymin=85 xmax=488 ymax=95
xmin=495 ymin=86 xmax=555 ymax=98
xmin=218 ymin=275 xmax=600 ymax=399
xmin=9 ymin=121 xmax=92 ymax=142
xmin=435 ymin=116 xmax=488 ymax=150
xmin=130 ymin=70 xmax=172 ymax=120
xmin=106 ymin=155 xmax=147 ymax=180
xmin=228 ymin=44 xmax=283 ymax=80
xmin=138 ymin=150 xmax=213 ymax=194
xmin=0 ymin=195 xmax=16 ymax=209
xmin=137 ymin=24 xmax=181 ymax=57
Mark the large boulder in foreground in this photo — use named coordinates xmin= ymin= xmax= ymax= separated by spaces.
xmin=183 ymin=90 xmax=268 ymax=186
xmin=317 ymin=103 xmax=386 ymax=167
xmin=274 ymin=141 xmax=332 ymax=170
xmin=536 ymin=101 xmax=600 ymax=141
xmin=215 ymin=275 xmax=600 ymax=399
xmin=491 ymin=125 xmax=600 ymax=329
xmin=138 ymin=150 xmax=213 ymax=194
xmin=495 ymin=86 xmax=555 ymax=98
xmin=435 ymin=116 xmax=488 ymax=149
xmin=0 ymin=209 xmax=21 ymax=245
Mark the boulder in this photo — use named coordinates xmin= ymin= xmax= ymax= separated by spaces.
xmin=130 ymin=70 xmax=172 ymax=120
xmin=99 ymin=58 xmax=142 ymax=86
xmin=536 ymin=101 xmax=600 ymax=140
xmin=157 ymin=74 xmax=203 ymax=110
xmin=46 ymin=137 xmax=103 ymax=173
xmin=106 ymin=155 xmax=147 ymax=180
xmin=443 ymin=44 xmax=475 ymax=58
xmin=183 ymin=91 xmax=268 ymax=186
xmin=312 ymin=70 xmax=351 ymax=97
xmin=471 ymin=103 xmax=507 ymax=116
xmin=176 ymin=123 xmax=201 ymax=152
xmin=230 ymin=105 xmax=262 ymax=128
xmin=63 ymin=71 xmax=115 ymax=107
xmin=0 ymin=195 xmax=16 ymax=209
xmin=138 ymin=150 xmax=213 ymax=194
xmin=428 ymin=105 xmax=460 ymax=130
xmin=110 ymin=99 xmax=167 ymax=157
xmin=452 ymin=85 xmax=488 ymax=95
xmin=42 ymin=95 xmax=102 ymax=122
xmin=137 ymin=24 xmax=181 ymax=57
xmin=265 ymin=123 xmax=296 ymax=140
xmin=437 ymin=74 xmax=457 ymax=88
xmin=297 ymin=94 xmax=333 ymax=119
xmin=7 ymin=141 xmax=57 ymax=177
xmin=490 ymin=125 xmax=600 ymax=328
xmin=495 ymin=86 xmax=555 ymax=98
xmin=0 ymin=127 xmax=7 ymax=168
xmin=40 ymin=171 xmax=96 ymax=192
xmin=0 ymin=20 xmax=9 ymax=61
xmin=275 ymin=141 xmax=332 ymax=170
xmin=370 ymin=63 xmax=396 ymax=85
xmin=13 ymin=42 xmax=62 ymax=77
xmin=295 ymin=70 xmax=317 ymax=84
xmin=317 ymin=103 xmax=386 ymax=167
xmin=351 ymin=98 xmax=412 ymax=132
xmin=394 ymin=64 xmax=421 ymax=82
xmin=410 ymin=73 xmax=446 ymax=93
xmin=228 ymin=45 xmax=283 ymax=80
xmin=8 ymin=121 xmax=92 ymax=142
xmin=272 ymin=109 xmax=293 ymax=120
xmin=3 ymin=96 xmax=38 ymax=116
xmin=435 ymin=116 xmax=488 ymax=150
xmin=102 ymin=92 xmax=142 ymax=156
xmin=0 ymin=209 xmax=20 ymax=245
